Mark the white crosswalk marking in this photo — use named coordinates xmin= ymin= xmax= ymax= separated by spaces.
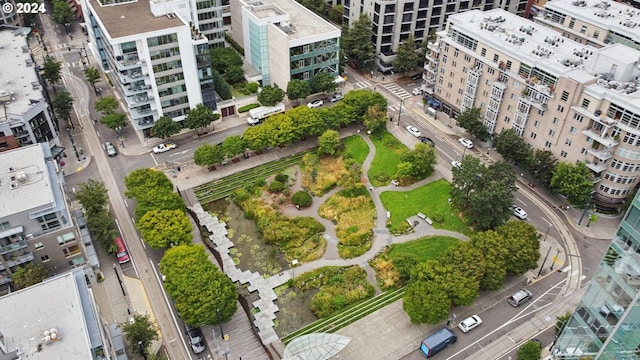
xmin=383 ymin=83 xmax=413 ymax=100
xmin=352 ymin=81 xmax=372 ymax=89
xmin=388 ymin=105 xmax=399 ymax=112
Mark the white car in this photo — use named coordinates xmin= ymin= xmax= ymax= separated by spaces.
xmin=458 ymin=137 xmax=474 ymax=149
xmin=152 ymin=141 xmax=177 ymax=154
xmin=307 ymin=99 xmax=324 ymax=108
xmin=330 ymin=94 xmax=344 ymax=102
xmin=451 ymin=160 xmax=462 ymax=168
xmin=458 ymin=315 xmax=482 ymax=333
xmin=406 ymin=125 xmax=422 ymax=137
xmin=412 ymin=88 xmax=423 ymax=96
xmin=512 ymin=206 xmax=528 ymax=220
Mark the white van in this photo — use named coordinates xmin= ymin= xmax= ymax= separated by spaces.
xmin=426 ymin=107 xmax=437 ymax=118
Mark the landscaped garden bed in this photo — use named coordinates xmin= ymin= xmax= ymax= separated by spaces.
xmin=368 ymin=131 xmax=409 ymax=186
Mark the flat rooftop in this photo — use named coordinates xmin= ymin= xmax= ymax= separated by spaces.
xmin=0 ymin=28 xmax=45 ymax=120
xmin=243 ymin=0 xmax=339 ymax=41
xmin=0 ymin=270 xmax=96 ymax=360
xmin=0 ymin=144 xmax=53 ymax=218
xmin=542 ymin=0 xmax=640 ymax=42
xmin=88 ymin=0 xmax=184 ymax=39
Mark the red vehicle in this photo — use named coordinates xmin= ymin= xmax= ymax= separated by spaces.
xmin=114 ymin=237 xmax=130 ymax=264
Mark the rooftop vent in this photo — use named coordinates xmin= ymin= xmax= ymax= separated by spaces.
xmin=8 ymin=167 xmax=15 ymax=172
xmin=15 ymin=171 xmax=28 ymax=183
xmin=572 ymin=0 xmax=586 ymax=7
xmin=10 ymin=183 xmax=18 ymax=189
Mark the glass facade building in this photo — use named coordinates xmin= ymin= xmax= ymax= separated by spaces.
xmin=553 ymin=192 xmax=640 ymax=359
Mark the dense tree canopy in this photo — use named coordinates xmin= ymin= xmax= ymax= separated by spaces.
xmin=341 ymin=14 xmax=375 ymax=67
xmin=125 ymin=168 xmax=173 ymax=199
xmin=496 ymin=221 xmax=540 ymax=274
xmin=137 ymin=210 xmax=192 ymax=248
xmin=12 ymin=263 xmax=49 ymax=290
xmin=310 ymin=72 xmax=338 ymax=94
xmin=550 ymin=162 xmax=594 ymax=208
xmin=42 ymin=55 xmax=62 ymax=87
xmin=525 ymin=149 xmax=558 ymax=187
xmin=209 ymin=47 xmax=243 ymax=73
xmin=160 ymin=245 xmax=238 ymax=326
xmin=185 ymin=103 xmax=218 ymax=134
xmin=318 ymin=130 xmax=341 ymax=156
xmin=134 ymin=189 xmax=186 ymax=220
xmin=393 ymin=35 xmax=421 ymax=74
xmin=517 ymin=340 xmax=541 ymax=360
xmin=101 ymin=113 xmax=127 ymax=132
xmin=151 ymin=116 xmax=181 ymax=139
xmin=52 ymin=89 xmax=74 ymax=123
xmin=75 ymin=179 xmax=109 ymax=217
xmin=120 ymin=313 xmax=159 ymax=356
xmin=222 ymin=135 xmax=246 ymax=158
xmin=258 ymin=85 xmax=285 ymax=106
xmin=286 ymin=79 xmax=311 ymax=103
xmin=194 ymin=144 xmax=225 ymax=167
xmin=457 ymin=107 xmax=490 ymax=141
xmin=470 ymin=230 xmax=509 ymax=290
xmin=95 ymin=96 xmax=119 ymax=115
xmin=51 ymin=0 xmax=74 ymax=25
xmin=363 ymin=105 xmax=387 ymax=134
xmin=84 ymin=67 xmax=101 ymax=92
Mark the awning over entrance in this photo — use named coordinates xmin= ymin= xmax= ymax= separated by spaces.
xmin=51 ymin=145 xmax=65 ymax=159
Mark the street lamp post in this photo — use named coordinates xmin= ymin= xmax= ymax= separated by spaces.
xmin=578 ymin=194 xmax=595 ymax=225
xmin=396 ymin=99 xmax=404 ymax=127
xmin=542 ymin=218 xmax=553 ymax=242
xmin=216 ymin=308 xmax=224 ymax=340
xmin=537 ymin=246 xmax=553 ymax=278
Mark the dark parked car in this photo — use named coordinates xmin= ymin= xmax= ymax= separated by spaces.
xmin=419 ymin=136 xmax=435 ymax=147
xmin=411 ymin=73 xmax=423 ymax=80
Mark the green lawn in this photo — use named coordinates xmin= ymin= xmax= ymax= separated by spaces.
xmin=380 ymin=179 xmax=471 ymax=235
xmin=367 ymin=131 xmax=409 ymax=186
xmin=389 ymin=236 xmax=461 ymax=263
xmin=342 ymin=136 xmax=369 ymax=165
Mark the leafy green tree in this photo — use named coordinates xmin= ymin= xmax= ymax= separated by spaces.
xmin=83 ymin=67 xmax=101 ymax=93
xmin=408 ymin=142 xmax=437 ymax=179
xmin=497 ymin=221 xmax=540 ymax=275
xmin=243 ymin=125 xmax=270 ymax=150
xmin=185 ymin=103 xmax=218 ymax=135
xmin=51 ymin=0 xmax=74 ymax=26
xmin=258 ymin=85 xmax=285 ymax=106
xmin=160 ymin=245 xmax=238 ymax=326
xmin=392 ymin=253 xmax=419 ymax=284
xmin=75 ymin=179 xmax=109 ymax=217
xmin=363 ymin=105 xmax=387 ymax=134
xmin=225 ymin=65 xmax=244 ymax=84
xmin=137 ymin=210 xmax=192 ymax=248
xmin=450 ymin=155 xmax=486 ymax=211
xmin=292 ymin=191 xmax=313 ymax=207
xmin=395 ymin=162 xmax=414 ymax=181
xmin=209 ymin=47 xmax=243 ymax=73
xmin=52 ymin=89 xmax=74 ymax=124
xmin=318 ymin=130 xmax=341 ymax=156
xmin=194 ymin=144 xmax=225 ymax=167
xmin=342 ymin=89 xmax=387 ymax=119
xmin=101 ymin=113 xmax=127 ymax=132
xmin=286 ymin=105 xmax=325 ymax=137
xmin=550 ymin=162 xmax=594 ymax=208
xmin=555 ymin=311 xmax=572 ymax=336
xmin=125 ymin=168 xmax=174 ymax=199
xmin=517 ymin=340 xmax=541 ymax=360
xmin=393 ymin=35 xmax=420 ymax=74
xmin=12 ymin=263 xmax=49 ymax=290
xmin=134 ymin=189 xmax=185 ymax=220
xmin=286 ymin=79 xmax=311 ymax=103
xmin=525 ymin=149 xmax=558 ymax=187
xmin=310 ymin=72 xmax=338 ymax=94
xmin=403 ymin=280 xmax=450 ymax=324
xmin=120 ymin=313 xmax=159 ymax=357
xmin=263 ymin=113 xmax=297 ymax=146
xmin=86 ymin=211 xmax=118 ymax=253
xmin=95 ymin=96 xmax=119 ymax=115
xmin=494 ymin=128 xmax=531 ymax=164
xmin=470 ymin=230 xmax=509 ymax=290
xmin=42 ymin=55 xmax=62 ymax=87
xmin=298 ymin=0 xmax=326 ymax=14
xmin=212 ymin=70 xmax=232 ymax=100
xmin=341 ymin=14 xmax=375 ymax=68
xmin=151 ymin=116 xmax=181 ymax=139
xmin=457 ymin=107 xmax=490 ymax=141
xmin=440 ymin=242 xmax=485 ymax=284
xmin=222 ymin=135 xmax=246 ymax=158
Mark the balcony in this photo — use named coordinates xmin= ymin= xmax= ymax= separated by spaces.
xmin=115 ymin=56 xmax=145 ymax=71
xmin=137 ymin=118 xmax=155 ymax=129
xmin=126 ymin=95 xmax=154 ymax=108
xmin=0 ymin=275 xmax=10 ymax=286
xmin=0 ymin=240 xmax=28 ymax=255
xmin=130 ymin=107 xmax=157 ymax=120
xmin=585 ymin=160 xmax=607 ymax=173
xmin=377 ymin=52 xmax=396 ymax=63
xmin=586 ymin=148 xmax=613 ymax=161
xmin=424 ymin=63 xmax=437 ymax=74
xmin=6 ymin=252 xmax=34 ymax=267
xmin=582 ymin=128 xmax=619 ymax=148
xmin=427 ymin=41 xmax=440 ymax=53
xmin=124 ymin=84 xmax=152 ymax=96
xmin=425 ymin=53 xmax=439 ymax=63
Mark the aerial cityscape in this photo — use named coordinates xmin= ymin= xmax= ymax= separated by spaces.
xmin=1 ymin=0 xmax=640 ymax=358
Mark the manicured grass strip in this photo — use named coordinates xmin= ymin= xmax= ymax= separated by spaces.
xmin=194 ymin=152 xmax=305 ymax=203
xmin=281 ymin=287 xmax=406 ymax=344
xmin=367 ymin=131 xmax=409 ymax=187
xmin=380 ymin=179 xmax=471 ymax=235
xmin=342 ymin=135 xmax=370 ymax=165
xmin=389 ymin=236 xmax=461 ymax=263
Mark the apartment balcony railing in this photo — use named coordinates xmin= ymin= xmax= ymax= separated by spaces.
xmin=124 ymin=85 xmax=152 ymax=96
xmin=0 ymin=275 xmax=10 ymax=285
xmin=0 ymin=240 xmax=28 ymax=255
xmin=6 ymin=252 xmax=35 ymax=267
xmin=586 ymin=148 xmax=613 ymax=161
xmin=582 ymin=128 xmax=619 ymax=148
xmin=585 ymin=160 xmax=607 ymax=173
xmin=427 ymin=41 xmax=440 ymax=53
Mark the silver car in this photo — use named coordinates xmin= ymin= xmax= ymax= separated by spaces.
xmin=105 ymin=142 xmax=117 ymax=157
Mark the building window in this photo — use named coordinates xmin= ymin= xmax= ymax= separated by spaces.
xmin=569 ymin=18 xmax=575 ymax=29
xmin=593 ymin=30 xmax=600 ymax=38
xmin=493 ymin=54 xmax=499 ymax=63
xmin=68 ymin=257 xmax=86 ymax=268
xmin=544 ymin=141 xmax=552 ymax=148
xmin=34 ymin=242 xmax=44 ymax=250
xmin=40 ymin=255 xmax=50 ymax=262
xmin=303 ymin=45 xmax=310 ymax=53
xmin=453 ymin=49 xmax=459 ymax=57
xmin=481 ymin=48 xmax=486 ymax=57
xmin=506 ymin=60 xmax=512 ymax=70
xmin=534 ymin=120 xmax=540 ymax=128
xmin=553 ymin=117 xmax=559 ymax=125
xmin=504 ymin=116 xmax=511 ymax=123
xmin=464 ymin=55 xmax=471 ymax=62
xmin=62 ymin=245 xmax=82 ymax=257
xmin=57 ymin=232 xmax=75 ymax=245
xmin=0 ymin=222 xmax=9 ymax=230
xmin=538 ymin=109 xmax=545 ymax=116
xmin=442 ymin=55 xmax=447 ymax=63
xmin=549 ymin=130 xmax=556 ymax=137
xmin=557 ymin=105 xmax=564 ymax=112
xmin=580 ymin=25 xmax=587 ymax=34
xmin=487 ymin=68 xmax=494 ymax=75
xmin=581 ymin=98 xmax=590 ymax=108
xmin=565 ymin=138 xmax=572 ymax=146
xmin=561 ymin=91 xmax=569 ymax=101
xmin=573 ymin=113 xmax=584 ymax=122
xmin=560 ymin=150 xmax=568 ymax=158
xmin=530 ymin=132 xmax=537 ymax=139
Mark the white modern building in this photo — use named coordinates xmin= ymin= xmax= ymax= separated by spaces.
xmin=81 ymin=0 xmax=216 ymax=137
xmin=229 ymin=0 xmax=341 ymax=88
xmin=0 ymin=268 xmax=109 ymax=360
xmin=0 ymin=26 xmax=60 ymax=155
xmin=0 ymin=1 xmax=18 ymax=26
xmin=0 ymin=143 xmax=92 ymax=292
xmin=343 ymin=0 xmax=529 ymax=73
xmin=425 ymin=8 xmax=640 ymax=212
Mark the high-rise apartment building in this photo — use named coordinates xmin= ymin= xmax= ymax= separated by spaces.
xmin=0 ymin=1 xmax=18 ymax=26
xmin=81 ymin=0 xmax=216 ymax=137
xmin=229 ymin=0 xmax=341 ymax=87
xmin=343 ymin=0 xmax=528 ymax=73
xmin=1 ymin=26 xmax=60 ymax=154
xmin=532 ymin=0 xmax=640 ymax=51
xmin=425 ymin=8 xmax=640 ymax=212
xmin=552 ymin=190 xmax=640 ymax=359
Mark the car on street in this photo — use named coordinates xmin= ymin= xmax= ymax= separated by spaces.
xmin=507 ymin=288 xmax=533 ymax=307
xmin=451 ymin=160 xmax=462 ymax=168
xmin=512 ymin=206 xmax=528 ymax=220
xmin=330 ymin=93 xmax=344 ymax=102
xmin=406 ymin=125 xmax=422 ymax=137
xmin=152 ymin=141 xmax=177 ymax=154
xmin=412 ymin=88 xmax=423 ymax=96
xmin=114 ymin=237 xmax=130 ymax=264
xmin=419 ymin=136 xmax=435 ymax=147
xmin=184 ymin=325 xmax=206 ymax=354
xmin=458 ymin=137 xmax=474 ymax=149
xmin=105 ymin=142 xmax=117 ymax=157
xmin=411 ymin=73 xmax=423 ymax=80
xmin=458 ymin=315 xmax=482 ymax=333
xmin=307 ymin=99 xmax=324 ymax=108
